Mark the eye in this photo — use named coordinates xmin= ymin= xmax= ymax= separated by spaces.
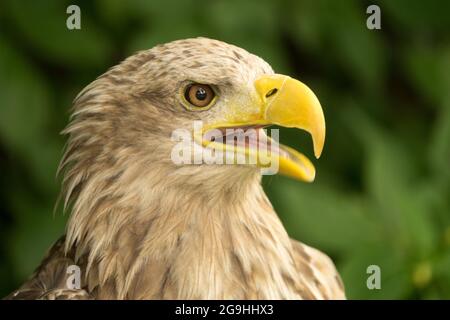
xmin=184 ymin=83 xmax=215 ymax=108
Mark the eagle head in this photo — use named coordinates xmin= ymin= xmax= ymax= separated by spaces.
xmin=62 ymin=38 xmax=325 ymax=200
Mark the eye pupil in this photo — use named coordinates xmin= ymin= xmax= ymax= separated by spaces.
xmin=184 ymin=83 xmax=215 ymax=109
xmin=196 ymin=88 xmax=207 ymax=100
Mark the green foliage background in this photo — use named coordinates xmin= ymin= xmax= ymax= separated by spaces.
xmin=0 ymin=0 xmax=449 ymax=299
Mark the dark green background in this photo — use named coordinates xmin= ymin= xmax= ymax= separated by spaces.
xmin=0 ymin=0 xmax=449 ymax=299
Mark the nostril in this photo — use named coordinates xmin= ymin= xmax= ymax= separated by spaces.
xmin=265 ymin=88 xmax=278 ymax=98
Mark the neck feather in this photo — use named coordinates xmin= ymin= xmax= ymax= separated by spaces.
xmin=63 ymin=160 xmax=300 ymax=299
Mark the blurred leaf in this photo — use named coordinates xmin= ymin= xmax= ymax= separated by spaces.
xmin=95 ymin=0 xmax=135 ymax=27
xmin=428 ymin=46 xmax=450 ymax=180
xmin=206 ymin=0 xmax=278 ymax=40
xmin=206 ymin=0 xmax=288 ymax=72
xmin=127 ymin=0 xmax=208 ymax=52
xmin=429 ymin=105 xmax=450 ymax=179
xmin=0 ymin=36 xmax=49 ymax=152
xmin=432 ymin=250 xmax=450 ymax=298
xmin=328 ymin=1 xmax=386 ymax=92
xmin=285 ymin=1 xmax=324 ymax=51
xmin=268 ymin=177 xmax=380 ymax=254
xmin=0 ymin=36 xmax=61 ymax=193
xmin=403 ymin=45 xmax=447 ymax=106
xmin=344 ymin=108 xmax=437 ymax=258
xmin=382 ymin=0 xmax=450 ymax=34
xmin=7 ymin=191 xmax=67 ymax=280
xmin=287 ymin=0 xmax=386 ymax=91
xmin=341 ymin=244 xmax=412 ymax=299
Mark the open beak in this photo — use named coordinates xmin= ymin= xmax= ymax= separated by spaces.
xmin=194 ymin=74 xmax=326 ymax=182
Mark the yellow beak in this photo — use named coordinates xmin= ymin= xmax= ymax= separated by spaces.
xmin=195 ymin=74 xmax=326 ymax=182
xmin=254 ymin=74 xmax=325 ymax=159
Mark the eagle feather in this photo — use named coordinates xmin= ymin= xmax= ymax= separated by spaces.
xmin=6 ymin=38 xmax=345 ymax=300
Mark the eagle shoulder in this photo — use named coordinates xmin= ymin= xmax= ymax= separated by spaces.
xmin=290 ymin=239 xmax=346 ymax=300
xmin=4 ymin=236 xmax=91 ymax=300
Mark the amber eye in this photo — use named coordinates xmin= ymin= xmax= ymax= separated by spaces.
xmin=184 ymin=84 xmax=215 ymax=108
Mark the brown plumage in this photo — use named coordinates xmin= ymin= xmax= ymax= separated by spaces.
xmin=6 ymin=38 xmax=345 ymax=300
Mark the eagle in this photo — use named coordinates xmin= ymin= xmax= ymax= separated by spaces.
xmin=6 ymin=38 xmax=345 ymax=300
